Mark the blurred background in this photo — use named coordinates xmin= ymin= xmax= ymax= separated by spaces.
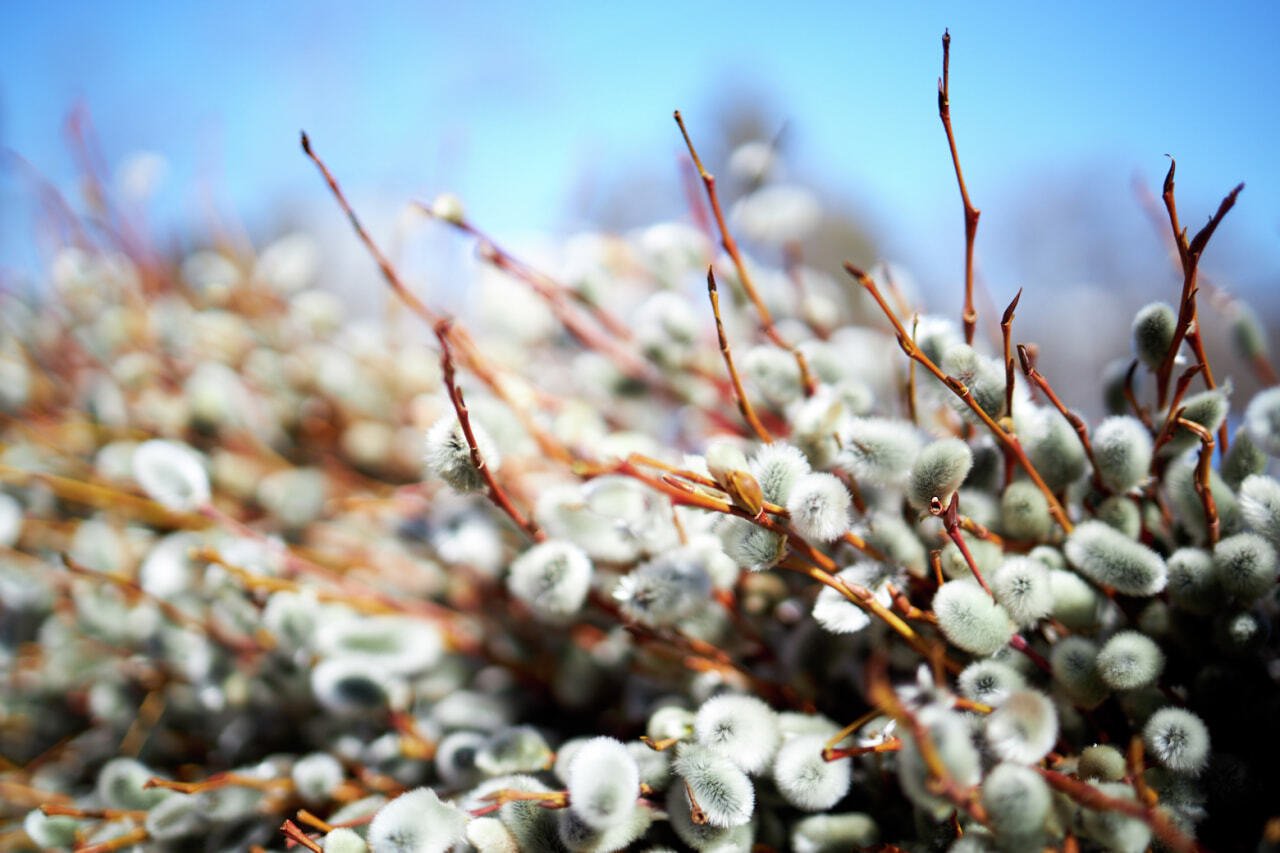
xmin=2 ymin=1 xmax=1278 ymax=409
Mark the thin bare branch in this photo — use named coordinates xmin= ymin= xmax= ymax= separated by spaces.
xmin=673 ymin=110 xmax=818 ymax=396
xmin=938 ymin=30 xmax=982 ymax=345
xmin=434 ymin=319 xmax=544 ymax=542
xmin=845 ymin=264 xmax=1073 ymax=533
xmin=708 ymin=267 xmax=773 ymax=442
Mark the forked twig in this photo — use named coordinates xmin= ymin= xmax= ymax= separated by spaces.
xmin=1016 ymin=345 xmax=1100 ymax=488
xmin=1175 ymin=416 xmax=1220 ymax=545
xmin=708 ymin=267 xmax=773 ymax=442
xmin=1154 ymin=158 xmax=1242 ymax=410
xmin=845 ymin=264 xmax=1073 ymax=533
xmin=434 ymin=319 xmax=544 ymax=542
xmin=673 ymin=110 xmax=818 ymax=396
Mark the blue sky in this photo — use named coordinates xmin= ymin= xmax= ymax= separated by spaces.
xmin=3 ymin=2 xmax=1278 ymax=308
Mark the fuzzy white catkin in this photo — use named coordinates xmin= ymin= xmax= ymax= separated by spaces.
xmin=1240 ymin=474 xmax=1280 ymax=547
xmin=1212 ymin=532 xmax=1279 ymax=602
xmin=980 ymin=762 xmax=1051 ymax=838
xmin=310 ymin=658 xmax=406 ymax=715
xmin=941 ymin=343 xmax=1007 ymax=420
xmin=292 ymin=752 xmax=344 ymax=803
xmin=1064 ymin=520 xmax=1167 ymax=596
xmin=97 ymin=757 xmax=168 ymax=810
xmin=1096 ymin=631 xmax=1164 ymax=690
xmin=131 ymin=439 xmax=210 ymax=511
xmin=1048 ymin=568 xmax=1101 ymax=632
xmin=1143 ymin=708 xmax=1211 ymax=774
xmin=1223 ymin=427 xmax=1268 ymax=488
xmin=143 ymin=793 xmax=203 ymax=841
xmin=1161 ymin=388 xmax=1230 ymax=458
xmin=1021 ymin=407 xmax=1087 ymax=492
xmin=838 ymin=418 xmax=921 ymax=486
xmin=566 ymin=736 xmax=640 ymax=830
xmin=423 ymin=415 xmax=500 ymax=493
xmin=317 ymin=615 xmax=443 ymax=676
xmin=791 ymin=813 xmax=879 ymax=853
xmin=999 ymin=481 xmax=1052 ymax=541
xmin=672 ymin=743 xmax=755 ymax=827
xmin=664 ymin=783 xmax=753 ymax=852
xmin=718 ymin=515 xmax=786 ymax=572
xmin=958 ymin=659 xmax=1026 ymax=707
xmin=786 ymin=472 xmax=851 ymax=542
xmin=984 ymin=690 xmax=1058 ymax=764
xmin=906 ymin=438 xmax=972 ymax=510
xmin=0 ymin=492 xmax=21 ymax=549
xmin=507 ymin=540 xmax=593 ymax=620
xmin=1050 ymin=636 xmax=1109 ymax=708
xmin=1080 ymin=782 xmax=1151 ymax=853
xmin=1091 ymin=416 xmax=1152 ymax=493
xmin=613 ymin=546 xmax=712 ymax=626
xmin=465 ymin=817 xmax=518 ymax=853
xmin=368 ymin=787 xmax=467 ymax=853
xmin=1244 ymin=386 xmax=1280 ymax=456
xmin=693 ymin=694 xmax=780 ymax=774
xmin=897 ymin=707 xmax=980 ymax=819
xmin=932 ymin=580 xmax=1014 ymax=655
xmin=1078 ymin=744 xmax=1127 ymax=781
xmin=749 ymin=441 xmax=811 ymax=504
xmin=743 ymin=345 xmax=804 ymax=407
xmin=324 ymin=827 xmax=370 ymax=853
xmin=704 ymin=441 xmax=750 ymax=488
xmin=772 ymin=734 xmax=852 ymax=811
xmin=1131 ymin=301 xmax=1176 ymax=369
xmin=990 ymin=557 xmax=1053 ymax=627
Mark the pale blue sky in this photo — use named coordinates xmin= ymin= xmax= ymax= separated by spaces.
xmin=2 ymin=2 xmax=1278 ymax=306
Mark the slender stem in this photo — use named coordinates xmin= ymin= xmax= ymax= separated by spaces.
xmin=708 ymin=267 xmax=773 ymax=442
xmin=434 ymin=319 xmax=544 ymax=542
xmin=1176 ymin=417 xmax=1220 ymax=545
xmin=1017 ymin=344 xmax=1101 ymax=488
xmin=1001 ymin=290 xmax=1021 ymax=419
xmin=866 ymin=653 xmax=988 ymax=824
xmin=938 ymin=30 xmax=981 ymax=345
xmin=1037 ymin=769 xmax=1201 ymax=853
xmin=1154 ymin=158 xmax=1242 ymax=409
xmin=846 ymin=264 xmax=1072 ymax=534
xmin=931 ymin=494 xmax=992 ymax=596
xmin=673 ymin=110 xmax=817 ymax=395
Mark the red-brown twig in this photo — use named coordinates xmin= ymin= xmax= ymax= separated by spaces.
xmin=1121 ymin=361 xmax=1153 ymax=430
xmin=846 ymin=265 xmax=1073 ymax=534
xmin=1017 ymin=345 xmax=1100 ymax=488
xmin=1036 ymin=769 xmax=1200 ymax=853
xmin=673 ymin=110 xmax=817 ymax=396
xmin=930 ymin=494 xmax=992 ymax=596
xmin=300 ymin=133 xmax=441 ymax=328
xmin=434 ymin=319 xmax=544 ymax=542
xmin=281 ymin=820 xmax=324 ymax=853
xmin=1001 ymin=290 xmax=1021 ymax=420
xmin=301 ymin=132 xmax=571 ymax=465
xmin=1154 ymin=158 xmax=1243 ymax=410
xmin=1149 ymin=366 xmax=1204 ymax=461
xmin=1175 ymin=417 xmax=1220 ymax=545
xmin=708 ymin=267 xmax=773 ymax=442
xmin=866 ymin=653 xmax=988 ymax=823
xmin=938 ymin=30 xmax=982 ymax=346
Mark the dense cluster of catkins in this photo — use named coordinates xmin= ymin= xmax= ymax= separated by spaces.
xmin=3 ymin=117 xmax=1280 ymax=853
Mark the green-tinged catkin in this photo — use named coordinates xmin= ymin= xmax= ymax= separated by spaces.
xmin=1064 ymin=520 xmax=1167 ymax=596
xmin=1000 ymin=481 xmax=1052 ymax=541
xmin=907 ymin=438 xmax=973 ymax=510
xmin=1131 ymin=301 xmax=1177 ymax=370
